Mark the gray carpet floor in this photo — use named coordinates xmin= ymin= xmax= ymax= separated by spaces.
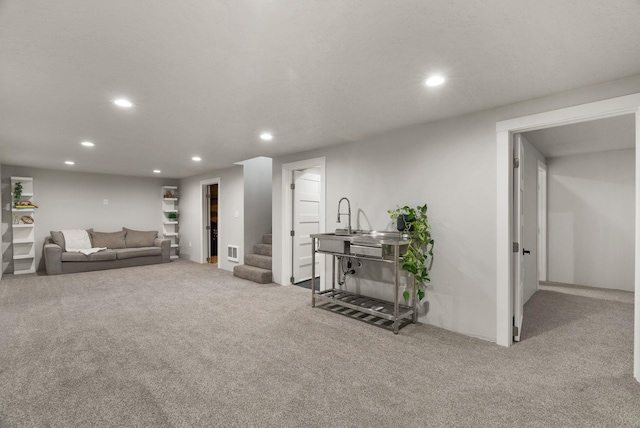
xmin=0 ymin=261 xmax=639 ymax=427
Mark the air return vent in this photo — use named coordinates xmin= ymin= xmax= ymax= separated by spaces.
xmin=227 ymin=245 xmax=239 ymax=262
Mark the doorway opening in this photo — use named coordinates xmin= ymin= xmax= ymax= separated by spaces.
xmin=281 ymin=157 xmax=326 ymax=289
xmin=200 ymin=177 xmax=220 ymax=265
xmin=207 ymin=184 xmax=219 ymax=264
xmin=496 ymin=93 xmax=640 ymax=381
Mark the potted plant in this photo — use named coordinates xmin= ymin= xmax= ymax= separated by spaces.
xmin=167 ymin=212 xmax=178 ymax=222
xmin=387 ymin=204 xmax=434 ymax=302
xmin=13 ymin=182 xmax=22 ymax=208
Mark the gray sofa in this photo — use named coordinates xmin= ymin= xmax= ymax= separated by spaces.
xmin=44 ymin=227 xmax=171 ymax=275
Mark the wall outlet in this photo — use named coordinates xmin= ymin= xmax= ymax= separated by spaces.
xmin=103 ymin=199 xmax=108 ymax=205
xmin=189 ymin=242 xmax=192 ymax=248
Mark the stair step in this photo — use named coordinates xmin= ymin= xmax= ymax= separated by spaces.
xmin=245 ymin=253 xmax=272 ymax=270
xmin=254 ymin=243 xmax=272 ymax=256
xmin=262 ymin=234 xmax=272 ymax=245
xmin=233 ymin=265 xmax=272 ymax=284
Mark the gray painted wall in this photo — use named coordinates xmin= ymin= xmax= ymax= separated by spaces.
xmin=521 ymin=136 xmax=546 ymax=304
xmin=242 ymin=157 xmax=272 ymax=255
xmin=178 ymin=166 xmax=244 ymax=272
xmin=547 ymin=149 xmax=635 ymax=291
xmin=1 ymin=165 xmax=177 ymax=274
xmin=272 ymin=74 xmax=640 ymax=342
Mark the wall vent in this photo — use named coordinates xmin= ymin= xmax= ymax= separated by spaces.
xmin=227 ymin=245 xmax=239 ymax=262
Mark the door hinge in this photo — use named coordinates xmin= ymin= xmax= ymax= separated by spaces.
xmin=513 ymin=158 xmax=520 ymax=168
xmin=206 ymin=225 xmax=211 ymax=230
xmin=290 ymin=183 xmax=295 ymax=190
xmin=290 ymin=230 xmax=295 ymax=237
xmin=290 ymin=276 xmax=295 ymax=283
xmin=512 ymin=242 xmax=519 ymax=253
xmin=513 ymin=325 xmax=519 ymax=337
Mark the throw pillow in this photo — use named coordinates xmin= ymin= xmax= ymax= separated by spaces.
xmin=50 ymin=231 xmax=66 ymax=251
xmin=123 ymin=228 xmax=158 ymax=248
xmin=90 ymin=230 xmax=127 ymax=249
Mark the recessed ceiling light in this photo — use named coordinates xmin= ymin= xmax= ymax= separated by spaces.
xmin=81 ymin=141 xmax=94 ymax=147
xmin=113 ymin=98 xmax=134 ymax=108
xmin=425 ymin=75 xmax=446 ymax=87
xmin=260 ymin=132 xmax=273 ymax=141
xmin=153 ymin=169 xmax=161 ymax=174
xmin=192 ymin=156 xmax=202 ymax=162
xmin=65 ymin=161 xmax=75 ymax=165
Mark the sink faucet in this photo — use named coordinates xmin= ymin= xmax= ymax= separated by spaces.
xmin=337 ymin=197 xmax=352 ymax=234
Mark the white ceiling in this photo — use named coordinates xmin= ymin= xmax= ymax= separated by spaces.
xmin=1 ymin=1 xmax=640 ymax=178
xmin=523 ymin=114 xmax=636 ymax=159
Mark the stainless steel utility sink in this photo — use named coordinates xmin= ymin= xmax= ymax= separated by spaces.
xmin=312 ymin=230 xmax=411 ymax=258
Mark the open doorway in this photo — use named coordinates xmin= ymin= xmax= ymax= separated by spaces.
xmin=496 ymin=93 xmax=640 ymax=382
xmin=513 ymin=115 xmax=635 ymax=342
xmin=200 ymin=177 xmax=220 ymax=265
xmin=207 ymin=183 xmax=219 ymax=264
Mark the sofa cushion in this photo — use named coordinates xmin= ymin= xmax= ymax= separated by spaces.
xmin=90 ymin=230 xmax=127 ymax=249
xmin=50 ymin=228 xmax=93 ymax=251
xmin=115 ymin=247 xmax=162 ymax=260
xmin=61 ymin=249 xmax=117 ymax=262
xmin=123 ymin=228 xmax=158 ymax=248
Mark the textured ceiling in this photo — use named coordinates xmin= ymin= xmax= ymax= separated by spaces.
xmin=523 ymin=114 xmax=636 ymax=159
xmin=1 ymin=1 xmax=640 ymax=178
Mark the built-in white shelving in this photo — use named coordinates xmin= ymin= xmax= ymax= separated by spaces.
xmin=11 ymin=177 xmax=36 ymax=274
xmin=162 ymin=186 xmax=179 ymax=260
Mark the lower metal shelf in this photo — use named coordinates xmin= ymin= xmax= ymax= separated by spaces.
xmin=315 ymin=289 xmax=414 ymax=331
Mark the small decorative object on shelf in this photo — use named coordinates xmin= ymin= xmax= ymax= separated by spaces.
xmin=21 ymin=216 xmax=34 ymax=224
xmin=13 ymin=182 xmax=22 ymax=207
xmin=163 ymin=190 xmax=178 ymax=199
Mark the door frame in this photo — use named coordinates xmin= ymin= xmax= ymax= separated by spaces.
xmin=281 ymin=157 xmax=326 ymax=289
xmin=496 ymin=92 xmax=640 ymax=382
xmin=200 ymin=177 xmax=220 ymax=264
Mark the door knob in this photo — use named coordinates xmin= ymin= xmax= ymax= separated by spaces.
xmin=523 ymin=249 xmax=531 ymax=255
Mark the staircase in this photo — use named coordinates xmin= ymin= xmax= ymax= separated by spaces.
xmin=233 ymin=234 xmax=273 ymax=284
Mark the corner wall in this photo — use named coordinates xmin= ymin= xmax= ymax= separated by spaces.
xmin=241 ymin=157 xmax=272 ymax=255
xmin=1 ymin=165 xmax=177 ymax=274
xmin=547 ymin=149 xmax=635 ymax=291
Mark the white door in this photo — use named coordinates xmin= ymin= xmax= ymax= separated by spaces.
xmin=513 ymin=135 xmax=525 ymax=341
xmin=292 ymin=169 xmax=321 ymax=283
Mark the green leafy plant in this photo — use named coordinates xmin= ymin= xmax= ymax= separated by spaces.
xmin=13 ymin=182 xmax=22 ymax=208
xmin=387 ymin=204 xmax=434 ymax=301
xmin=167 ymin=212 xmax=178 ymax=221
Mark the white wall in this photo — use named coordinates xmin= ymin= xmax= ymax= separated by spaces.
xmin=521 ymin=136 xmax=546 ymax=303
xmin=178 ymin=165 xmax=244 ymax=272
xmin=547 ymin=149 xmax=635 ymax=291
xmin=241 ymin=157 xmax=272 ymax=254
xmin=1 ymin=165 xmax=177 ymax=273
xmin=273 ymin=74 xmax=640 ymax=342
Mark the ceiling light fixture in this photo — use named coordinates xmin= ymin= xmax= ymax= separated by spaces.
xmin=81 ymin=141 xmax=94 ymax=147
xmin=192 ymin=156 xmax=202 ymax=162
xmin=113 ymin=98 xmax=134 ymax=108
xmin=153 ymin=169 xmax=161 ymax=174
xmin=65 ymin=161 xmax=75 ymax=165
xmin=260 ymin=132 xmax=273 ymax=141
xmin=425 ymin=75 xmax=446 ymax=87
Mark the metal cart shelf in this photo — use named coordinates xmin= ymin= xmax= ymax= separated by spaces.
xmin=310 ymin=233 xmax=417 ymax=334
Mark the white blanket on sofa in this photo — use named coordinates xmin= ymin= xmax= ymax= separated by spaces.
xmin=61 ymin=229 xmax=106 ymax=255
